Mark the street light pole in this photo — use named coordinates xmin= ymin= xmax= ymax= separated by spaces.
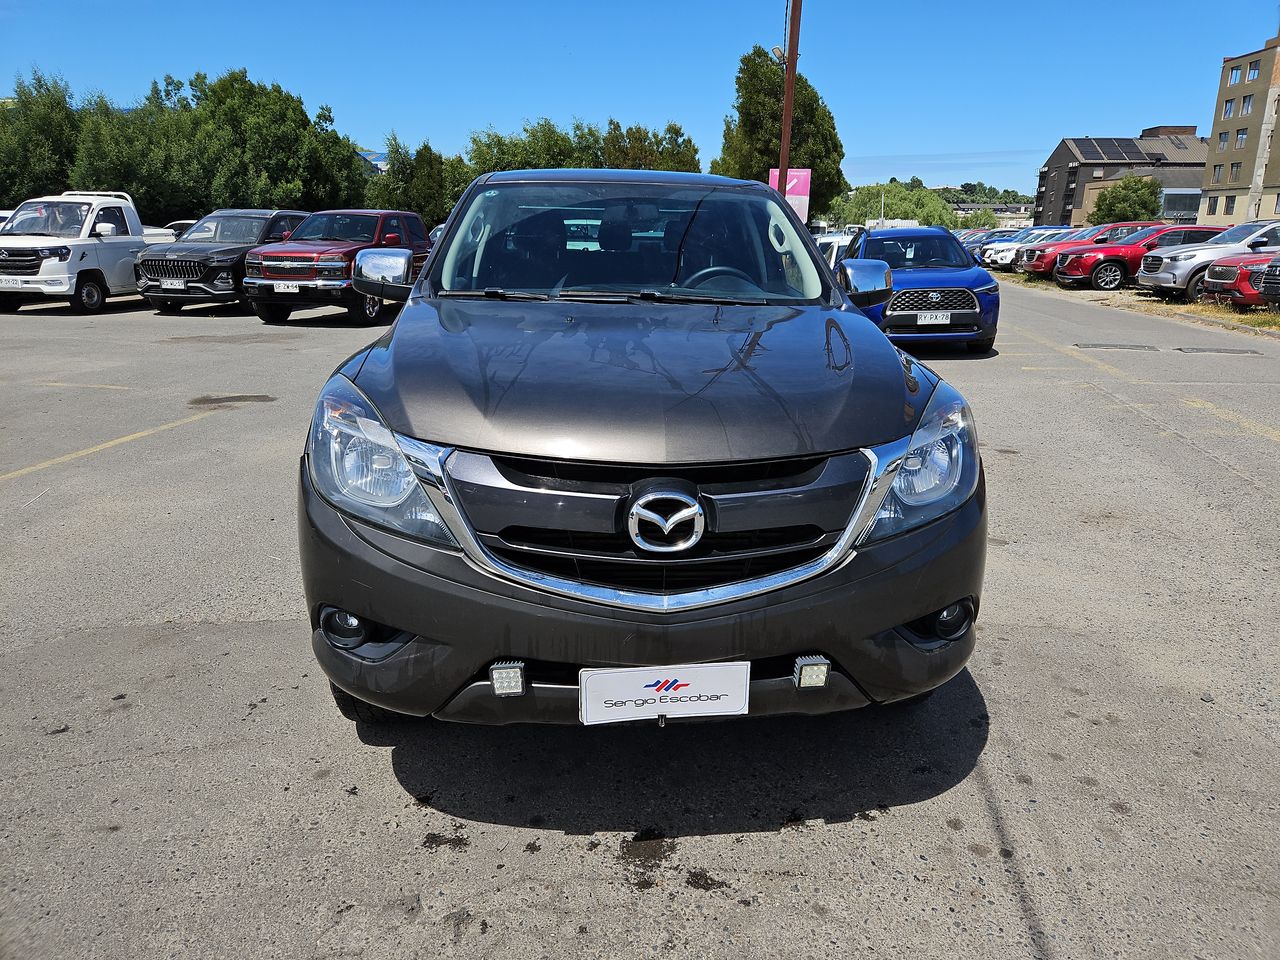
xmin=777 ymin=0 xmax=803 ymax=199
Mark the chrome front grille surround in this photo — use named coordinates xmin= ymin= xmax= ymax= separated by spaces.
xmin=139 ymin=258 xmax=206 ymax=280
xmin=0 ymin=249 xmax=43 ymax=276
xmin=395 ymin=436 xmax=912 ymax=613
xmin=1206 ymin=264 xmax=1239 ymax=283
xmin=1141 ymin=255 xmax=1163 ymax=274
xmin=885 ymin=288 xmax=979 ymax=314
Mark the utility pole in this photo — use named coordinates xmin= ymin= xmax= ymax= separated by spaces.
xmin=777 ymin=0 xmax=803 ymax=199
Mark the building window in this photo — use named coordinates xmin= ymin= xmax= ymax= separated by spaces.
xmin=1242 ymin=94 xmax=1254 ymax=116
xmin=1225 ymin=195 xmax=1237 ymax=215
xmin=1249 ymin=59 xmax=1261 ymax=81
xmin=1093 ymin=168 xmax=1104 ymax=178
xmin=1230 ymin=162 xmax=1242 ymax=182
xmin=1237 ymin=129 xmax=1249 ymax=149
xmin=1230 ymin=65 xmax=1241 ymax=85
xmin=1213 ymin=164 xmax=1224 ymax=183
xmin=1208 ymin=196 xmax=1219 ymax=215
xmin=1218 ymin=132 xmax=1229 ymax=151
xmin=1274 ymin=194 xmax=1280 ymax=214
xmin=1223 ymin=99 xmax=1235 ymax=119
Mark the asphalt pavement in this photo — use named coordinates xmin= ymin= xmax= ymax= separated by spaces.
xmin=1 ymin=285 xmax=1276 ymax=959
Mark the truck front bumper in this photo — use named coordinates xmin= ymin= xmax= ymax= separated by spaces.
xmin=0 ymin=273 xmax=75 ymax=296
xmin=243 ymin=276 xmax=354 ymax=307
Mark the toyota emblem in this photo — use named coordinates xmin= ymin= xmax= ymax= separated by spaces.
xmin=626 ymin=489 xmax=705 ymax=553
xmin=928 ymin=291 xmax=942 ymax=303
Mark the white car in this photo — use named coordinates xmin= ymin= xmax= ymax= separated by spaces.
xmin=979 ymin=226 xmax=1071 ymax=271
xmin=0 ymin=191 xmax=171 ymax=313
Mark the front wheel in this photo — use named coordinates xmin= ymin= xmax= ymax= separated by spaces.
xmin=351 ymin=294 xmax=387 ymax=325
xmin=1182 ymin=270 xmax=1208 ymax=303
xmin=254 ymin=303 xmax=292 ymax=324
xmin=1090 ymin=262 xmax=1125 ymax=292
xmin=71 ymin=275 xmax=106 ymax=314
xmin=329 ymin=683 xmax=406 ymax=725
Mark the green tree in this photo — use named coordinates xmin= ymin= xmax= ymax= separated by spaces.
xmin=710 ymin=46 xmax=849 ymax=211
xmin=0 ymin=70 xmax=81 ymax=208
xmin=823 ymin=181 xmax=957 ymax=229
xmin=1088 ymin=175 xmax=1161 ymax=225
xmin=441 ymin=154 xmax=475 ymax=218
xmin=364 ymin=132 xmax=451 ymax=225
xmin=963 ymin=208 xmax=999 ymax=229
xmin=601 ymin=119 xmax=700 ymax=171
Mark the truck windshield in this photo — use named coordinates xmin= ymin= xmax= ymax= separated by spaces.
xmin=432 ymin=182 xmax=827 ymax=304
xmin=181 ymin=214 xmax=267 ymax=244
xmin=861 ymin=233 xmax=973 ymax=269
xmin=290 ymin=213 xmax=378 ymax=243
xmin=0 ymin=200 xmax=92 ymax=238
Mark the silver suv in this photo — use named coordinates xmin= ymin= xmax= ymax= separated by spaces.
xmin=1137 ymin=220 xmax=1280 ymax=301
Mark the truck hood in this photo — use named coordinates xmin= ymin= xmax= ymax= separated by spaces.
xmin=353 ymin=298 xmax=935 ymax=464
xmin=0 ymin=234 xmax=82 ymax=249
xmin=249 ymin=239 xmax=365 ymax=258
xmin=139 ymin=240 xmax=257 ymax=261
xmin=888 ymin=264 xmax=993 ymax=290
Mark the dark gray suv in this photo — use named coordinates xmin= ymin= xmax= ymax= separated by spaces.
xmin=298 ymin=169 xmax=987 ymax=727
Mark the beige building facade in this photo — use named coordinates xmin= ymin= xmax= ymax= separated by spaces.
xmin=1198 ymin=34 xmax=1280 ymax=224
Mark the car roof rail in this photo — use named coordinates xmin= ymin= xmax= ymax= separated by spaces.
xmin=61 ymin=190 xmax=134 ymax=204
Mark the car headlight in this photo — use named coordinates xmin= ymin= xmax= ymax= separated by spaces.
xmin=861 ymin=381 xmax=980 ymax=543
xmin=1167 ymin=253 xmax=1196 ymax=262
xmin=38 ymin=246 xmax=72 ymax=262
xmin=975 ymin=281 xmax=999 ymax=294
xmin=245 ymin=256 xmax=262 ymax=277
xmin=307 ymin=375 xmax=457 ymax=547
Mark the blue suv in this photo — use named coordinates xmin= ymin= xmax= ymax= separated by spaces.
xmin=850 ymin=227 xmax=999 ymax=353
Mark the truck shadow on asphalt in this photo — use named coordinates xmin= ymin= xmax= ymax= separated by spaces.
xmin=362 ymin=670 xmax=988 ymax=837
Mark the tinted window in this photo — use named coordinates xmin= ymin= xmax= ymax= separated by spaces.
xmin=407 ymin=216 xmax=427 ymax=243
xmin=291 ymin=213 xmax=378 ymax=242
xmin=185 ymin=214 xmax=268 ymax=243
xmin=94 ymin=206 xmax=130 ymax=236
xmin=1152 ymin=231 xmax=1183 ymax=247
xmin=382 ymin=216 xmax=404 ymax=242
xmin=433 ymin=181 xmax=827 ymax=303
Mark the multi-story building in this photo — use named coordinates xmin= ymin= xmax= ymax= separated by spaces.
xmin=1198 ymin=33 xmax=1280 ymax=224
xmin=1033 ymin=126 xmax=1207 ymax=226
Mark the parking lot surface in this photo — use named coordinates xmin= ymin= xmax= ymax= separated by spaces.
xmin=1 ymin=287 xmax=1277 ymax=959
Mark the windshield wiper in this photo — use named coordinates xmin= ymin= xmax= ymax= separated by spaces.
xmin=631 ymin=288 xmax=767 ymax=306
xmin=436 ymin=288 xmax=551 ymax=301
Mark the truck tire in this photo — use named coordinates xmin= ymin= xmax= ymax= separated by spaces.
xmin=254 ymin=304 xmax=292 ymax=325
xmin=1090 ymin=261 xmax=1125 ymax=291
xmin=71 ymin=274 xmax=107 ymax=314
xmin=351 ymin=294 xmax=386 ymax=325
xmin=1182 ymin=269 xmax=1208 ymax=303
xmin=329 ymin=683 xmax=406 ymax=725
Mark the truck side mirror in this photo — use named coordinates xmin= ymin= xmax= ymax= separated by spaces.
xmin=353 ymin=248 xmax=414 ymax=303
xmin=382 ymin=232 xmax=402 ymax=246
xmin=93 ymin=223 xmax=118 ymax=238
xmin=837 ymin=258 xmax=894 ymax=309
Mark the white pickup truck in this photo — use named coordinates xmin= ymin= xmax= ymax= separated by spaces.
xmin=0 ymin=191 xmax=173 ymax=313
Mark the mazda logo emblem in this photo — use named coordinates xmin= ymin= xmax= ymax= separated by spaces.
xmin=928 ymin=291 xmax=942 ymax=302
xmin=0 ymin=251 xmax=7 ymax=260
xmin=627 ymin=490 xmax=705 ymax=553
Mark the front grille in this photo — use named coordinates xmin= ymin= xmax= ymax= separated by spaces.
xmin=1206 ymin=264 xmax=1239 ymax=283
xmin=260 ymin=258 xmax=316 ymax=279
xmin=884 ymin=322 xmax=983 ymax=336
xmin=0 ymin=249 xmax=43 ymax=276
xmin=447 ymin=450 xmax=871 ymax=596
xmin=138 ymin=258 xmax=207 ymax=281
xmin=885 ymin=288 xmax=979 ymax=314
xmin=1022 ymin=249 xmax=1039 ymax=262
xmin=1141 ymin=255 xmax=1163 ymax=274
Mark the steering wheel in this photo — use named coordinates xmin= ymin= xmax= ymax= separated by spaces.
xmin=681 ymin=265 xmax=756 ymax=289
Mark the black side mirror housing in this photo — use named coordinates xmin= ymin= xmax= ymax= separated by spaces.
xmin=837 ymin=258 xmax=894 ymax=309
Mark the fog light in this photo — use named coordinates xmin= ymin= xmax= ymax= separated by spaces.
xmin=793 ymin=654 xmax=830 ymax=689
xmin=321 ymin=607 xmax=367 ymax=649
xmin=489 ymin=661 xmax=526 ymax=697
xmin=936 ymin=602 xmax=971 ymax=641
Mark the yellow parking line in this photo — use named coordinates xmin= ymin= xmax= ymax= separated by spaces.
xmin=1021 ymin=365 xmax=1075 ymax=371
xmin=1181 ymin=398 xmax=1280 ymax=444
xmin=35 ymin=381 xmax=131 ymax=391
xmin=1018 ymin=328 xmax=1133 ymax=381
xmin=0 ymin=410 xmax=221 ymax=483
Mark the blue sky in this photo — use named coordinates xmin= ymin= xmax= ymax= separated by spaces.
xmin=1 ymin=0 xmax=1275 ymax=193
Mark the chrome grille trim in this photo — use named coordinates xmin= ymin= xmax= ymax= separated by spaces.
xmin=138 ymin=258 xmax=207 ymax=280
xmin=400 ymin=434 xmax=911 ymax=613
xmin=885 ymin=288 xmax=979 ymax=314
xmin=0 ymin=249 xmax=43 ymax=276
xmin=1141 ymin=255 xmax=1163 ymax=274
xmin=1206 ymin=265 xmax=1239 ymax=283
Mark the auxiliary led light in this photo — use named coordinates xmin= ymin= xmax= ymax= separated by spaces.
xmin=793 ymin=654 xmax=831 ymax=689
xmin=489 ymin=661 xmax=526 ymax=697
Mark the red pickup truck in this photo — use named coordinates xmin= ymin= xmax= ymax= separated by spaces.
xmin=1016 ymin=221 xmax=1162 ymax=278
xmin=1054 ymin=224 xmax=1224 ymax=291
xmin=1201 ymin=252 xmax=1271 ymax=311
xmin=243 ymin=209 xmax=431 ymax=324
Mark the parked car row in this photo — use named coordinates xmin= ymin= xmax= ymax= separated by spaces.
xmin=0 ymin=190 xmax=439 ymax=323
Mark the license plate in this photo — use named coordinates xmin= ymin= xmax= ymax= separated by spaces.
xmin=0 ymin=278 xmax=19 ymax=289
xmin=160 ymin=279 xmax=185 ymax=290
xmin=579 ymin=662 xmax=750 ymax=726
xmin=917 ymin=311 xmax=951 ymax=325
xmin=274 ymin=282 xmax=300 ymax=293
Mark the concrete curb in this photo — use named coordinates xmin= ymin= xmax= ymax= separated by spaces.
xmin=1001 ymin=275 xmax=1280 ymax=341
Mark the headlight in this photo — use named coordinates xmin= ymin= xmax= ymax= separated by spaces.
xmin=1167 ymin=253 xmax=1196 ymax=262
xmin=38 ymin=246 xmax=72 ymax=262
xmin=315 ymin=259 xmax=350 ymax=279
xmin=245 ymin=255 xmax=262 ymax=277
xmin=862 ymin=381 xmax=980 ymax=543
xmin=975 ymin=281 xmax=999 ymax=294
xmin=307 ymin=375 xmax=457 ymax=547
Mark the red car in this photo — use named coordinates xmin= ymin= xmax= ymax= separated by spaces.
xmin=1201 ymin=252 xmax=1271 ymax=311
xmin=1054 ymin=224 xmax=1224 ymax=291
xmin=1016 ymin=221 xmax=1162 ymax=278
xmin=243 ymin=209 xmax=431 ymax=324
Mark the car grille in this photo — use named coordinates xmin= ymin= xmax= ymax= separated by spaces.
xmin=0 ymin=249 xmax=43 ymax=276
xmin=885 ymin=288 xmax=979 ymax=314
xmin=1141 ymin=255 xmax=1163 ymax=274
xmin=138 ymin=258 xmax=207 ymax=280
xmin=1206 ymin=264 xmax=1239 ymax=283
xmin=1021 ymin=249 xmax=1039 ymax=262
xmin=445 ymin=450 xmax=871 ymax=595
xmin=260 ymin=258 xmax=316 ymax=279
xmin=1258 ymin=264 xmax=1280 ymax=295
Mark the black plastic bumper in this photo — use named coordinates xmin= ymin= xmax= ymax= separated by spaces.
xmin=299 ymin=459 xmax=987 ymax=724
